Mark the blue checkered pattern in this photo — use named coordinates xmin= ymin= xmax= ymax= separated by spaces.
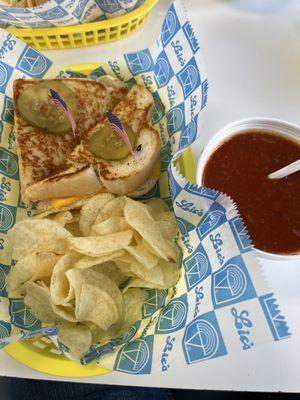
xmin=0 ymin=0 xmax=144 ymax=29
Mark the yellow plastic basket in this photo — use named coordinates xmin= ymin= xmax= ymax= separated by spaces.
xmin=6 ymin=0 xmax=158 ymax=51
xmin=3 ymin=62 xmax=196 ymax=378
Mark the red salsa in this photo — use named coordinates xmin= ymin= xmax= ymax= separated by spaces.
xmin=202 ymin=131 xmax=300 ymax=254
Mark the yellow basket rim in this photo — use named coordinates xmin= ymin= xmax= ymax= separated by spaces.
xmin=7 ymin=0 xmax=159 ymax=35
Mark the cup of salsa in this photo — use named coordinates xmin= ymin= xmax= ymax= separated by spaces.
xmin=197 ymin=118 xmax=300 ymax=259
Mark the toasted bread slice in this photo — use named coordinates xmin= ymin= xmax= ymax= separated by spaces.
xmin=14 ymin=77 xmax=128 ymax=204
xmin=97 ymin=125 xmax=160 ymax=194
xmin=24 ymin=84 xmax=161 ymax=204
xmin=70 ymin=84 xmax=160 ymax=195
xmin=25 ymin=165 xmax=103 ymax=202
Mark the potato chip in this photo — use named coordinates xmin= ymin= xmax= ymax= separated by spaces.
xmin=94 ymin=196 xmax=126 ymax=225
xmin=114 ymin=260 xmax=134 ymax=277
xmin=92 ymin=261 xmax=127 ymax=287
xmin=65 ymin=221 xmax=82 ymax=236
xmin=7 ymin=252 xmax=61 ymax=297
xmin=46 ymin=211 xmax=74 ymax=227
xmin=36 ymin=280 xmax=49 ymax=289
xmin=123 ymin=260 xmax=180 ymax=291
xmin=125 ymin=233 xmax=158 ymax=270
xmin=130 ymin=260 xmax=164 ymax=286
xmin=70 ymin=210 xmax=81 ymax=222
xmin=154 ymin=211 xmax=178 ymax=237
xmin=155 ymin=211 xmax=176 ymax=222
xmin=50 ymin=252 xmax=80 ymax=306
xmin=157 ymin=220 xmax=178 ymax=238
xmin=124 ymin=198 xmax=177 ymax=262
xmin=9 ymin=219 xmax=72 ymax=260
xmin=58 ymin=322 xmax=92 ymax=360
xmin=122 ymin=277 xmax=158 ymax=293
xmin=77 ymin=284 xmax=120 ymax=330
xmin=91 ymin=216 xmax=129 ymax=236
xmin=52 ymin=303 xmax=76 ymax=323
xmin=108 ymin=288 xmax=147 ymax=338
xmin=79 ymin=193 xmax=114 ymax=236
xmin=73 ymin=250 xmax=125 ymax=270
xmin=66 ymin=269 xmax=123 ymax=330
xmin=69 ymin=230 xmax=133 ymax=257
xmin=86 ymin=322 xmax=111 ymax=344
xmin=159 ymin=259 xmax=181 ymax=288
xmin=145 ymin=198 xmax=169 ymax=215
xmin=24 ymin=282 xmax=57 ymax=323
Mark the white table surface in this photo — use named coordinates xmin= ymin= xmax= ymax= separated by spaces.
xmin=1 ymin=0 xmax=300 ymax=392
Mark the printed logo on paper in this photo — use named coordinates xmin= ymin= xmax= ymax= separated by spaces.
xmin=90 ymin=65 xmax=106 ymax=79
xmin=0 ymin=62 xmax=13 ymax=94
xmin=183 ymin=184 xmax=217 ymax=200
xmin=166 ymin=103 xmax=185 ymax=135
xmin=151 ymin=91 xmax=165 ymax=125
xmin=1 ymin=96 xmax=14 ymax=124
xmin=183 ymin=243 xmax=211 ymax=290
xmin=36 ymin=6 xmax=68 ymax=20
xmin=0 ymin=148 xmax=18 ymax=179
xmin=9 ymin=299 xmax=40 ymax=330
xmin=177 ymin=57 xmax=201 ymax=99
xmin=212 ymin=255 xmax=257 ymax=308
xmin=119 ymin=321 xmax=140 ymax=343
xmin=156 ymin=294 xmax=188 ymax=333
xmin=201 ymin=79 xmax=208 ymax=109
xmin=180 ymin=117 xmax=197 ymax=148
xmin=175 ymin=216 xmax=195 ymax=235
xmin=125 ymin=50 xmax=153 ymax=75
xmin=114 ymin=336 xmax=153 ymax=374
xmin=160 ymin=143 xmax=172 ymax=172
xmin=161 ymin=5 xmax=181 ymax=46
xmin=0 ymin=321 xmax=10 ymax=339
xmin=197 ymin=202 xmax=226 ymax=239
xmin=16 ymin=47 xmax=52 ymax=78
xmin=0 ymin=263 xmax=10 ymax=296
xmin=0 ymin=11 xmax=17 ymax=21
xmin=142 ymin=289 xmax=166 ymax=318
xmin=20 ymin=327 xmax=53 ymax=341
xmin=28 ymin=21 xmax=55 ymax=29
xmin=0 ymin=203 xmax=15 ymax=232
xmin=7 ymin=5 xmax=31 ymax=13
xmin=182 ymin=311 xmax=227 ymax=364
xmin=259 ymin=293 xmax=291 ymax=341
xmin=72 ymin=0 xmax=88 ymax=18
xmin=168 ymin=167 xmax=182 ymax=200
xmin=97 ymin=0 xmax=120 ymax=13
xmin=154 ymin=50 xmax=174 ymax=88
xmin=229 ymin=216 xmax=253 ymax=254
xmin=43 ymin=326 xmax=58 ymax=337
xmin=183 ymin=21 xmax=200 ymax=53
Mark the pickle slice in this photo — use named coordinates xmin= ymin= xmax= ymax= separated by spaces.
xmin=17 ymin=81 xmax=77 ymax=135
xmin=88 ymin=122 xmax=136 ymax=161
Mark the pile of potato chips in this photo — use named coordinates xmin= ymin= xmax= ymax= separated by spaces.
xmin=7 ymin=194 xmax=180 ymax=359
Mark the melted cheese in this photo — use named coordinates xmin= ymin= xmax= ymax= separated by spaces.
xmin=50 ymin=196 xmax=82 ymax=209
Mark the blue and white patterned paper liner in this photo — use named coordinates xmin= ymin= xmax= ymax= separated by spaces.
xmin=0 ymin=0 xmax=290 ymax=375
xmin=0 ymin=0 xmax=145 ymax=29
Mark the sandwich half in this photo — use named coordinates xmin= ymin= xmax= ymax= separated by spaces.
xmin=14 ymin=78 xmax=161 ymax=209
xmin=14 ymin=76 xmax=128 ymax=205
